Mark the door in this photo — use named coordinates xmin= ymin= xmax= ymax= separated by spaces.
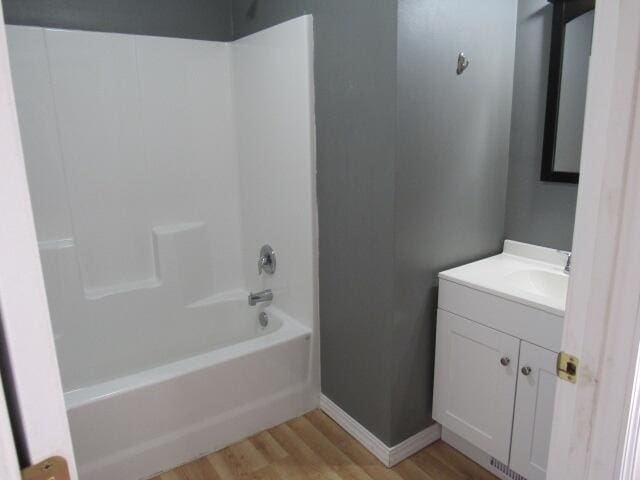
xmin=511 ymin=341 xmax=558 ymax=480
xmin=0 ymin=3 xmax=78 ymax=478
xmin=433 ymin=309 xmax=520 ymax=464
xmin=546 ymin=1 xmax=640 ymax=478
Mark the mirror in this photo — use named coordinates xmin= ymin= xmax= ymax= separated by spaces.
xmin=541 ymin=0 xmax=595 ymax=183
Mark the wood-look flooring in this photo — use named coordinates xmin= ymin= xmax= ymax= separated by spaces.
xmin=152 ymin=410 xmax=498 ymax=480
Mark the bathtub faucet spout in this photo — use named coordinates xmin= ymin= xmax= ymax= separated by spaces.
xmin=248 ymin=289 xmax=273 ymax=306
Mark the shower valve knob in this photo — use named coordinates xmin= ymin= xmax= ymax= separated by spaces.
xmin=258 ymin=245 xmax=276 ymax=275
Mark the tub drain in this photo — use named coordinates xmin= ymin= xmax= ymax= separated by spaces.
xmin=259 ymin=311 xmax=269 ymax=328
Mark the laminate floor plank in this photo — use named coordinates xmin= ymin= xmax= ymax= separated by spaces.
xmin=391 ymin=460 xmax=437 ymax=480
xmin=428 ymin=442 xmax=498 ymax=480
xmin=269 ymin=423 xmax=344 ymax=480
xmin=410 ymin=448 xmax=469 ymax=480
xmin=287 ymin=416 xmax=373 ymax=480
xmin=304 ymin=410 xmax=403 ymax=480
xmin=154 ymin=410 xmax=498 ymax=480
xmin=172 ymin=457 xmax=222 ymax=480
xmin=250 ymin=431 xmax=288 ymax=463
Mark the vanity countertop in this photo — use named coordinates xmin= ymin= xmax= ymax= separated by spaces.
xmin=439 ymin=240 xmax=569 ymax=317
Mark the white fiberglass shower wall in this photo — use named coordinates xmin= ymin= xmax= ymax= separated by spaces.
xmin=7 ymin=16 xmax=317 ymax=480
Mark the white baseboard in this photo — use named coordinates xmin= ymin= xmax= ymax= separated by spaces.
xmin=388 ymin=421 xmax=442 ymax=467
xmin=319 ymin=394 xmax=441 ymax=467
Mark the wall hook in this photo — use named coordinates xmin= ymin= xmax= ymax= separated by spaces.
xmin=456 ymin=52 xmax=469 ymax=75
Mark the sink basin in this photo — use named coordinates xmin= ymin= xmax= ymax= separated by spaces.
xmin=506 ymin=269 xmax=568 ymax=302
xmin=439 ymin=240 xmax=571 ymax=316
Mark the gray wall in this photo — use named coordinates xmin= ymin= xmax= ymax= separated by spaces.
xmin=393 ymin=0 xmax=517 ymax=443
xmin=2 ymin=0 xmax=232 ymax=40
xmin=504 ymin=0 xmax=578 ymax=251
xmin=233 ymin=0 xmax=399 ymax=445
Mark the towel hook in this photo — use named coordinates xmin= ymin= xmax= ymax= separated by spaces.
xmin=457 ymin=52 xmax=470 ymax=75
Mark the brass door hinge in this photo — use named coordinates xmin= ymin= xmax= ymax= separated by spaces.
xmin=557 ymin=351 xmax=579 ymax=384
xmin=21 ymin=456 xmax=70 ymax=480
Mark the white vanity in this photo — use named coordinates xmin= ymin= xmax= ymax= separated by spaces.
xmin=433 ymin=240 xmax=570 ymax=480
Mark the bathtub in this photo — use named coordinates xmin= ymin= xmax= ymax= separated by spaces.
xmin=65 ymin=304 xmax=316 ymax=480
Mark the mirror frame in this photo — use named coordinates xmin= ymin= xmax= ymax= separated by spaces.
xmin=541 ymin=0 xmax=596 ymax=184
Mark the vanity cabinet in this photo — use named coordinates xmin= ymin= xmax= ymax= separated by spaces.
xmin=432 ymin=310 xmax=519 ymax=464
xmin=433 ymin=308 xmax=557 ymax=479
xmin=433 ymin=241 xmax=567 ymax=479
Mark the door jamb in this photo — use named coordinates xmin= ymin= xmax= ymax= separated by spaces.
xmin=0 ymin=370 xmax=21 ymax=480
xmin=0 ymin=2 xmax=78 ymax=477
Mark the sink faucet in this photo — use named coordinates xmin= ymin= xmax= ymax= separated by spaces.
xmin=248 ymin=289 xmax=273 ymax=306
xmin=563 ymin=252 xmax=572 ymax=274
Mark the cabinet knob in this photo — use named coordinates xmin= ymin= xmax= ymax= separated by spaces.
xmin=521 ymin=366 xmax=532 ymax=376
xmin=500 ymin=356 xmax=510 ymax=366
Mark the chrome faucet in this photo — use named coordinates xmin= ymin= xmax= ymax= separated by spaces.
xmin=248 ymin=289 xmax=273 ymax=306
xmin=563 ymin=252 xmax=572 ymax=274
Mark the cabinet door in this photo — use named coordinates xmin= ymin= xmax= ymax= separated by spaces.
xmin=433 ymin=309 xmax=520 ymax=464
xmin=510 ymin=341 xmax=558 ymax=480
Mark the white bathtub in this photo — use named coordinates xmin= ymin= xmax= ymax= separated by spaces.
xmin=66 ymin=305 xmax=316 ymax=480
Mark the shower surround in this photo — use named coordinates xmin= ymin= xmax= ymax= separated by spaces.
xmin=7 ymin=16 xmax=317 ymax=480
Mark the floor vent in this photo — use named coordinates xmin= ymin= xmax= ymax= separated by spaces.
xmin=490 ymin=458 xmax=527 ymax=480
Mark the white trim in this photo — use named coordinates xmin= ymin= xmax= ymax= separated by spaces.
xmin=388 ymin=423 xmax=442 ymax=467
xmin=0 ymin=371 xmax=21 ymax=480
xmin=621 ymin=320 xmax=640 ymax=480
xmin=319 ymin=394 xmax=441 ymax=467
xmin=319 ymin=395 xmax=389 ymax=465
xmin=597 ymin=91 xmax=640 ymax=480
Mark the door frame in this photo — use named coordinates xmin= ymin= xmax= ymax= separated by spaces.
xmin=0 ymin=3 xmax=78 ymax=478
xmin=0 ymin=371 xmax=21 ymax=480
xmin=546 ymin=0 xmax=640 ymax=478
xmin=0 ymin=1 xmax=638 ymax=480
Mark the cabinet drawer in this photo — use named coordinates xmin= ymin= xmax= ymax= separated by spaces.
xmin=432 ymin=309 xmax=519 ymax=464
